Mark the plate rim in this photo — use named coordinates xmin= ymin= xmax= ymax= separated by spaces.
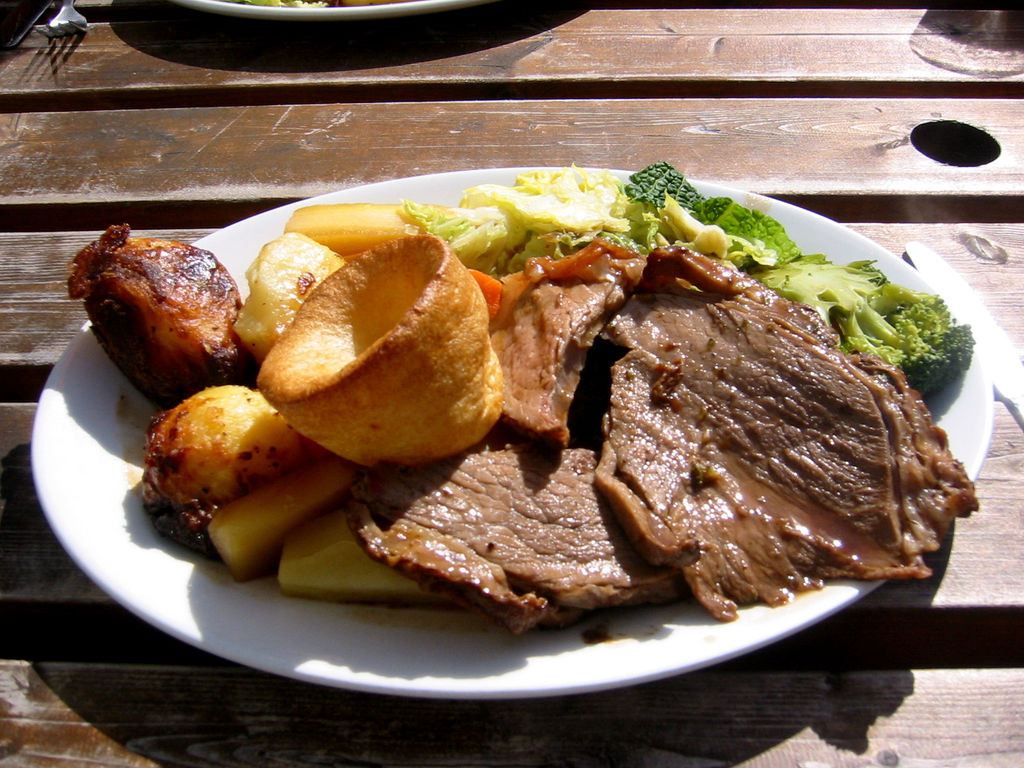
xmin=31 ymin=166 xmax=993 ymax=699
xmin=165 ymin=0 xmax=498 ymax=21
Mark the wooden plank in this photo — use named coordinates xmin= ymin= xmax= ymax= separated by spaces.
xmin=2 ymin=98 xmax=1023 ymax=232
xmin=2 ymin=9 xmax=1023 ymax=112
xmin=0 ymin=403 xmax=108 ymax=604
xmin=1 ymin=661 xmax=156 ymax=768
xmin=2 ymin=661 xmax=1023 ymax=767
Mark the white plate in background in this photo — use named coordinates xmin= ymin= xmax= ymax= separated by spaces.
xmin=167 ymin=0 xmax=497 ymax=22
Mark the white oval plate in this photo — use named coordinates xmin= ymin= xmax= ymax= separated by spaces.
xmin=32 ymin=169 xmax=993 ymax=700
xmin=167 ymin=0 xmax=497 ymax=21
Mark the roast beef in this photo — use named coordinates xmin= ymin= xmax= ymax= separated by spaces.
xmin=345 ymin=446 xmax=690 ymax=634
xmin=595 ymin=246 xmax=978 ymax=621
xmin=490 ymin=238 xmax=647 ymax=446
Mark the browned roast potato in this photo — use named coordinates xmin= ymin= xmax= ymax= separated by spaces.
xmin=68 ymin=224 xmax=253 ymax=408
xmin=141 ymin=385 xmax=329 ymax=557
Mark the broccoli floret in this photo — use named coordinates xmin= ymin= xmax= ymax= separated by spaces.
xmin=884 ymin=292 xmax=976 ymax=395
xmin=754 ymin=255 xmax=974 ymax=395
xmin=625 ymin=161 xmax=706 ymax=210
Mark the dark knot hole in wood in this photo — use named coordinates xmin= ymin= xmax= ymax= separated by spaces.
xmin=910 ymin=120 xmax=1001 ymax=167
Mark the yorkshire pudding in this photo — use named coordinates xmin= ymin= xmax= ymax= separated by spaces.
xmin=257 ymin=235 xmax=503 ymax=466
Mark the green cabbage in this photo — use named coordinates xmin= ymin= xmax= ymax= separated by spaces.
xmin=406 ymin=166 xmax=645 ymax=275
xmin=405 ymin=163 xmax=802 ymax=277
xmin=690 ymin=197 xmax=802 ymax=270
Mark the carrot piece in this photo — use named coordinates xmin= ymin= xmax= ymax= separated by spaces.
xmin=469 ymin=269 xmax=502 ymax=319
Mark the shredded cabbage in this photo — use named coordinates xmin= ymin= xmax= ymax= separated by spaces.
xmin=404 ymin=163 xmax=802 ymax=277
xmin=406 ymin=166 xmax=644 ymax=275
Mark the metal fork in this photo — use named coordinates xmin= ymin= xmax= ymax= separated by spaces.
xmin=42 ymin=0 xmax=87 ymax=38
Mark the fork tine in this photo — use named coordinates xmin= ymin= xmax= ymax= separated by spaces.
xmin=43 ymin=24 xmax=79 ymax=38
xmin=42 ymin=0 xmax=87 ymax=38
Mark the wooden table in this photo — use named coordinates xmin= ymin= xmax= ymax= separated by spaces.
xmin=3 ymin=1 xmax=1024 ymax=765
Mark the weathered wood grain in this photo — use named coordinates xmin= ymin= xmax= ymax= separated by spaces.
xmin=0 ymin=404 xmax=108 ymax=605
xmin=2 ymin=661 xmax=1023 ymax=767
xmin=2 ymin=9 xmax=1023 ymax=112
xmin=2 ymin=98 xmax=1023 ymax=234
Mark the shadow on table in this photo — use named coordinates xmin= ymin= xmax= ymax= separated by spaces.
xmin=107 ymin=0 xmax=584 ymax=76
xmin=35 ymin=653 xmax=916 ymax=765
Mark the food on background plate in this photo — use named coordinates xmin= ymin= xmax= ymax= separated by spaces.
xmin=214 ymin=0 xmax=422 ymax=8
xmin=257 ymin=234 xmax=504 ymax=466
xmin=68 ymin=224 xmax=254 ymax=408
xmin=66 ymin=163 xmax=979 ymax=634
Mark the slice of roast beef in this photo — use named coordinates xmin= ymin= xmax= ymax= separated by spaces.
xmin=596 ymin=246 xmax=978 ymax=621
xmin=490 ymin=238 xmax=647 ymax=446
xmin=638 ymin=244 xmax=838 ymax=346
xmin=344 ymin=446 xmax=690 ymax=634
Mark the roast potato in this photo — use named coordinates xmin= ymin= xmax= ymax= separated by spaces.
xmin=234 ymin=232 xmax=345 ymax=363
xmin=142 ymin=385 xmax=327 ymax=554
xmin=68 ymin=224 xmax=253 ymax=408
xmin=284 ymin=203 xmax=423 ymax=257
xmin=208 ymin=454 xmax=357 ymax=582
xmin=278 ymin=509 xmax=449 ymax=605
